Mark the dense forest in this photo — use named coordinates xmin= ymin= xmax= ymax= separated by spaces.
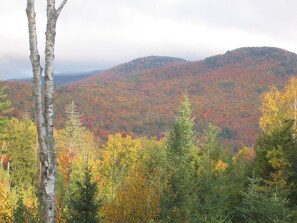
xmin=4 ymin=47 xmax=297 ymax=149
xmin=1 ymin=76 xmax=297 ymax=222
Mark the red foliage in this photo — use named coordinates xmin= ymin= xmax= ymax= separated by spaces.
xmin=4 ymin=47 xmax=297 ymax=149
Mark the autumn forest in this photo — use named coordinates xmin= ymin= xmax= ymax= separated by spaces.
xmin=2 ymin=47 xmax=297 ymax=222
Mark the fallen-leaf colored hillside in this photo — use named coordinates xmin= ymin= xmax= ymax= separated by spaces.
xmin=3 ymin=47 xmax=297 ymax=149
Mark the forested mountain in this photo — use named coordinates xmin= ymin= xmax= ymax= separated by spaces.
xmin=3 ymin=47 xmax=297 ymax=148
xmin=10 ymin=70 xmax=101 ymax=86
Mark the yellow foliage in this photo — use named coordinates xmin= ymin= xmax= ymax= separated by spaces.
xmin=100 ymin=137 xmax=165 ymax=223
xmin=55 ymin=128 xmax=100 ymax=184
xmin=101 ymin=166 xmax=161 ymax=223
xmin=266 ymin=148 xmax=289 ymax=170
xmin=266 ymin=147 xmax=289 ymax=190
xmin=260 ymin=78 xmax=297 ymax=134
xmin=100 ymin=134 xmax=142 ymax=201
xmin=214 ymin=159 xmax=228 ymax=172
xmin=0 ymin=170 xmax=13 ymax=222
xmin=0 ymin=169 xmax=39 ymax=222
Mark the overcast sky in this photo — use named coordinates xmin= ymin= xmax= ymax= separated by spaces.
xmin=1 ymin=0 xmax=297 ymax=80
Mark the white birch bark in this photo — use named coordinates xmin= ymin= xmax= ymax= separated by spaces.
xmin=26 ymin=0 xmax=67 ymax=222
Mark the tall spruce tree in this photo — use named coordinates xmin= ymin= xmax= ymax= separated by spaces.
xmin=239 ymin=173 xmax=293 ymax=223
xmin=168 ymin=94 xmax=196 ymax=157
xmin=68 ymin=163 xmax=100 ymax=223
xmin=194 ymin=124 xmax=232 ymax=222
xmin=160 ymin=94 xmax=196 ymax=222
xmin=255 ymin=121 xmax=297 ymax=207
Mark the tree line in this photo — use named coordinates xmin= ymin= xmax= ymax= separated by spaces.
xmin=1 ymin=78 xmax=297 ymax=222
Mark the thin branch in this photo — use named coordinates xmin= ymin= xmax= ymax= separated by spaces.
xmin=56 ymin=0 xmax=68 ymax=18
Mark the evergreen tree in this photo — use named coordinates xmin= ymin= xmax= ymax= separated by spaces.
xmin=0 ymin=85 xmax=11 ymax=138
xmin=239 ymin=173 xmax=293 ymax=223
xmin=167 ymin=94 xmax=196 ymax=157
xmin=255 ymin=121 xmax=297 ymax=206
xmin=255 ymin=121 xmax=294 ymax=180
xmin=160 ymin=94 xmax=196 ymax=222
xmin=194 ymin=124 xmax=232 ymax=222
xmin=257 ymin=78 xmax=297 ymax=207
xmin=68 ymin=163 xmax=100 ymax=223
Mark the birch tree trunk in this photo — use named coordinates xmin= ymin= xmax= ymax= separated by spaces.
xmin=26 ymin=0 xmax=67 ymax=222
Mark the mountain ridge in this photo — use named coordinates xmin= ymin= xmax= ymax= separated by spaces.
xmin=3 ymin=47 xmax=297 ymax=149
xmin=10 ymin=70 xmax=101 ymax=86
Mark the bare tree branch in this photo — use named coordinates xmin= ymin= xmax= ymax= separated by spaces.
xmin=56 ymin=0 xmax=68 ymax=18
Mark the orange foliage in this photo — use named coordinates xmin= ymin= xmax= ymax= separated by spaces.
xmin=4 ymin=47 xmax=297 ymax=149
xmin=101 ymin=166 xmax=161 ymax=223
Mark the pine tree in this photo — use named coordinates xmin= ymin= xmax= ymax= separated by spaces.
xmin=239 ymin=173 xmax=293 ymax=223
xmin=254 ymin=121 xmax=297 ymax=206
xmin=167 ymin=94 xmax=196 ymax=157
xmin=255 ymin=121 xmax=294 ymax=180
xmin=194 ymin=124 xmax=232 ymax=222
xmin=160 ymin=94 xmax=196 ymax=222
xmin=68 ymin=163 xmax=100 ymax=223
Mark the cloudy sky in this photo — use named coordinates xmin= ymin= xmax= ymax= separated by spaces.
xmin=1 ymin=0 xmax=297 ymax=80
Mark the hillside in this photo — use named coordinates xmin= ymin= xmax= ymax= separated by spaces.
xmin=9 ymin=70 xmax=101 ymax=86
xmin=3 ymin=48 xmax=297 ymax=149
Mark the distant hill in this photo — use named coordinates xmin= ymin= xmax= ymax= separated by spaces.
xmin=10 ymin=70 xmax=101 ymax=86
xmin=3 ymin=48 xmax=297 ymax=149
xmin=80 ymin=56 xmax=188 ymax=82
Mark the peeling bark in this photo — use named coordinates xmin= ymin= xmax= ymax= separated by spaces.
xmin=26 ymin=0 xmax=67 ymax=222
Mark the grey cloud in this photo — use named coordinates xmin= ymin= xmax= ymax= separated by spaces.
xmin=1 ymin=0 xmax=297 ymax=79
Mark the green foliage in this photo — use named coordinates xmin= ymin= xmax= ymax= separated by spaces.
xmin=6 ymin=60 xmax=297 ymax=222
xmin=239 ymin=174 xmax=293 ymax=223
xmin=100 ymin=138 xmax=168 ymax=222
xmin=225 ymin=147 xmax=256 ymax=222
xmin=68 ymin=163 xmax=100 ymax=223
xmin=7 ymin=117 xmax=38 ymax=188
xmin=167 ymin=94 xmax=196 ymax=157
xmin=0 ymin=85 xmax=11 ymax=138
xmin=160 ymin=94 xmax=197 ymax=222
xmin=55 ymin=171 xmax=69 ymax=223
xmin=194 ymin=124 xmax=234 ymax=222
xmin=255 ymin=122 xmax=292 ymax=178
xmin=13 ymin=195 xmax=36 ymax=223
xmin=254 ymin=121 xmax=297 ymax=206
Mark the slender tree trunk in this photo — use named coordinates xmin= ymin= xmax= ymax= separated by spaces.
xmin=26 ymin=0 xmax=67 ymax=222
